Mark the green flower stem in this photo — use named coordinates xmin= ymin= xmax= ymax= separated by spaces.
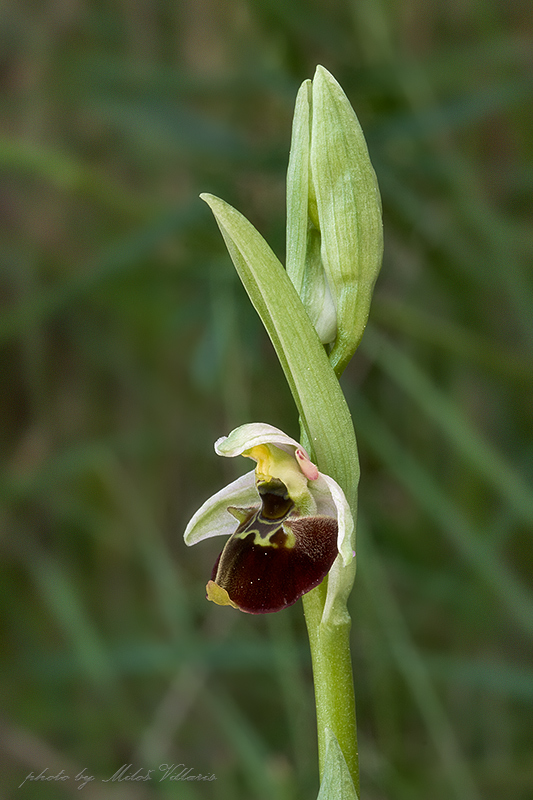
xmin=201 ymin=193 xmax=360 ymax=794
xmin=303 ymin=581 xmax=359 ymax=793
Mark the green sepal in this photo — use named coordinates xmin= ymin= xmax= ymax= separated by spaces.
xmin=316 ymin=728 xmax=359 ymax=800
xmin=312 ymin=65 xmax=383 ymax=375
xmin=286 ymin=81 xmax=337 ymax=347
xmin=286 ymin=79 xmax=312 ymax=296
xmin=287 ymin=66 xmax=383 ymax=376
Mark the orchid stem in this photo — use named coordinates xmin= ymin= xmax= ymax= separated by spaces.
xmin=302 ymin=579 xmax=359 ymax=794
xmin=299 ymin=424 xmax=360 ymax=795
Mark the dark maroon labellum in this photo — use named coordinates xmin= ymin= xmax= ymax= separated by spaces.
xmin=209 ymin=479 xmax=338 ymax=613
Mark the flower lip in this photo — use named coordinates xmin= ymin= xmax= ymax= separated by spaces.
xmin=209 ymin=510 xmax=339 ymax=614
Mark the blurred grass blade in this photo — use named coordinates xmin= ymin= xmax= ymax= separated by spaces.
xmin=0 ymin=136 xmax=151 ymax=217
xmin=426 ymin=655 xmax=533 ymax=701
xmin=0 ymin=204 xmax=201 ymax=345
xmin=267 ymin=613 xmax=314 ymax=791
xmin=352 ymin=394 xmax=533 ymax=640
xmin=359 ymin=521 xmax=481 ymax=800
xmin=370 ymin=298 xmax=533 ymax=384
xmin=206 ymin=687 xmax=286 ymax=800
xmin=20 ymin=544 xmax=117 ymax=692
xmin=363 ymin=329 xmax=533 ymax=527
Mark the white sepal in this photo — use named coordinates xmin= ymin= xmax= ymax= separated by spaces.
xmin=183 ymin=470 xmax=257 ymax=545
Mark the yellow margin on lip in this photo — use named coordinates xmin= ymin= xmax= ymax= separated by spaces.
xmin=206 ymin=580 xmax=240 ymax=608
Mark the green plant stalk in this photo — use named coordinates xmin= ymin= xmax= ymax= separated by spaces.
xmin=200 ymin=193 xmax=360 ymax=794
xmin=303 ymin=581 xmax=359 ymax=793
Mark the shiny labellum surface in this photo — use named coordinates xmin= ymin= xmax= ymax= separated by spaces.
xmin=209 ymin=480 xmax=338 ymax=613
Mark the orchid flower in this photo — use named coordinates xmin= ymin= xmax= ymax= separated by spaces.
xmin=184 ymin=423 xmax=354 ymax=614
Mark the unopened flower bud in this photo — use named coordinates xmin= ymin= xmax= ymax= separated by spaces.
xmin=286 ymin=66 xmax=383 ymax=375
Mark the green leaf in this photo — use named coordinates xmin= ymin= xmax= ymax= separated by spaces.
xmin=316 ymin=728 xmax=359 ymax=800
xmin=199 ymin=193 xmax=359 ymax=512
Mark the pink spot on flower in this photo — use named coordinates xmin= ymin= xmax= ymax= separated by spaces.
xmin=295 ymin=448 xmax=319 ymax=480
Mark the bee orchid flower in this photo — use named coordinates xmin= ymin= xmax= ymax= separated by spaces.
xmin=184 ymin=423 xmax=354 ymax=614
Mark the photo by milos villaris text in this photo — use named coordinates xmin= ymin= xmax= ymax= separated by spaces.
xmin=18 ymin=763 xmax=217 ymax=789
xmin=103 ymin=763 xmax=217 ymax=783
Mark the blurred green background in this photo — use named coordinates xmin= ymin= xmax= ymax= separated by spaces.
xmin=1 ymin=1 xmax=532 ymax=799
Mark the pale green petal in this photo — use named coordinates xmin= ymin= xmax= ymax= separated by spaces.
xmin=308 ymin=474 xmax=338 ymax=518
xmin=308 ymin=472 xmax=356 ymax=626
xmin=312 ymin=473 xmax=354 ymax=565
xmin=183 ymin=471 xmax=257 ymax=545
xmin=308 ymin=471 xmax=357 ymax=626
xmin=322 ymin=556 xmax=357 ymax=628
xmin=300 ymin=226 xmax=337 ymax=345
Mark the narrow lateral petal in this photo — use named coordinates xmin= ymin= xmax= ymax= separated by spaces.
xmin=313 ymin=473 xmax=354 ymax=564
